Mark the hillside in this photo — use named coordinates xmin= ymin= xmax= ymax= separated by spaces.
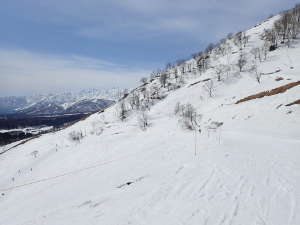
xmin=0 ymin=11 xmax=300 ymax=225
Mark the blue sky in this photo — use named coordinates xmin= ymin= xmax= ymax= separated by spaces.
xmin=0 ymin=0 xmax=297 ymax=96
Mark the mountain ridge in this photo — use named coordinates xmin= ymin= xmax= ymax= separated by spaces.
xmin=0 ymin=88 xmax=120 ymax=115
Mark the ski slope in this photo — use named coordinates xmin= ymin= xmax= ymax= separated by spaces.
xmin=0 ymin=16 xmax=299 ymax=225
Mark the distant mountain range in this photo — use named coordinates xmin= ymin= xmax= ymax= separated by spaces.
xmin=0 ymin=88 xmax=120 ymax=116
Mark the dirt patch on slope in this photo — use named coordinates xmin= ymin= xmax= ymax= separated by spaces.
xmin=236 ymin=81 xmax=300 ymax=104
xmin=275 ymin=77 xmax=284 ymax=81
xmin=285 ymin=99 xmax=300 ymax=106
xmin=189 ymin=78 xmax=211 ymax=87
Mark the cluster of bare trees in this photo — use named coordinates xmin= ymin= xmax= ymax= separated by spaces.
xmin=262 ymin=5 xmax=300 ymax=48
xmin=249 ymin=46 xmax=267 ymax=84
xmin=233 ymin=32 xmax=250 ymax=50
xmin=159 ymin=72 xmax=169 ymax=88
xmin=237 ymin=52 xmax=247 ymax=72
xmin=214 ymin=64 xmax=230 ymax=81
xmin=69 ymin=130 xmax=85 ymax=143
xmin=148 ymin=33 xmax=237 ymax=89
xmin=174 ymin=103 xmax=201 ymax=131
xmin=116 ymin=5 xmax=300 ymax=124
xmin=196 ymin=54 xmax=210 ymax=75
xmin=116 ymin=80 xmax=167 ymax=125
xmin=250 ymin=46 xmax=268 ymax=63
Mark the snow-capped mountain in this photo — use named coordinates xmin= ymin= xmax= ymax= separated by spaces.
xmin=1 ymin=8 xmax=300 ymax=225
xmin=0 ymin=96 xmax=27 ymax=114
xmin=0 ymin=88 xmax=119 ymax=116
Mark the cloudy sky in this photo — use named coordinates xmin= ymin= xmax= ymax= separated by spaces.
xmin=0 ymin=0 xmax=297 ymax=96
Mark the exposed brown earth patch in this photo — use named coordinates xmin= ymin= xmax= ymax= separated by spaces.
xmin=275 ymin=77 xmax=284 ymax=81
xmin=285 ymin=99 xmax=300 ymax=106
xmin=236 ymin=81 xmax=300 ymax=104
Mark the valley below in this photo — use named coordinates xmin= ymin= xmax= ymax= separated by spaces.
xmin=0 ymin=113 xmax=89 ymax=146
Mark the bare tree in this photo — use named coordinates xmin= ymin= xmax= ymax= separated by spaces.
xmin=159 ymin=72 xmax=168 ymax=88
xmin=140 ymin=77 xmax=148 ymax=85
xmin=31 ymin=150 xmax=39 ymax=158
xmin=250 ymin=62 xmax=262 ymax=84
xmin=69 ymin=131 xmax=84 ymax=143
xmin=261 ymin=28 xmax=278 ymax=50
xmin=242 ymin=33 xmax=250 ymax=47
xmin=173 ymin=68 xmax=179 ymax=81
xmin=137 ymin=110 xmax=149 ymax=131
xmin=174 ymin=103 xmax=201 ymax=131
xmin=261 ymin=42 xmax=270 ymax=61
xmin=237 ymin=52 xmax=247 ymax=72
xmin=223 ymin=43 xmax=233 ymax=67
xmin=180 ymin=64 xmax=186 ymax=76
xmin=150 ymin=85 xmax=165 ymax=100
xmin=214 ymin=64 xmax=227 ymax=81
xmin=187 ymin=63 xmax=192 ymax=73
xmin=250 ymin=48 xmax=262 ymax=62
xmin=204 ymin=80 xmax=215 ymax=97
xmin=234 ymin=32 xmax=243 ymax=50
xmin=196 ymin=55 xmax=210 ymax=74
xmin=118 ymin=100 xmax=128 ymax=121
xmin=205 ymin=43 xmax=215 ymax=54
xmin=165 ymin=62 xmax=172 ymax=70
xmin=128 ymin=91 xmax=140 ymax=110
xmin=174 ymin=102 xmax=181 ymax=115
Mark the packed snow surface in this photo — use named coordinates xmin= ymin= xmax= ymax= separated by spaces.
xmin=0 ymin=16 xmax=299 ymax=225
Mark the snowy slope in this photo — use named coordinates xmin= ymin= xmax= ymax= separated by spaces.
xmin=0 ymin=16 xmax=299 ymax=225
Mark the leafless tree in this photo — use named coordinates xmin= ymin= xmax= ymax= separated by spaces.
xmin=250 ymin=48 xmax=262 ymax=62
xmin=174 ymin=68 xmax=179 ymax=81
xmin=261 ymin=28 xmax=278 ymax=50
xmin=165 ymin=62 xmax=172 ymax=70
xmin=234 ymin=32 xmax=243 ymax=50
xmin=69 ymin=131 xmax=84 ymax=143
xmin=159 ymin=72 xmax=168 ymax=88
xmin=174 ymin=103 xmax=201 ymax=131
xmin=197 ymin=55 xmax=210 ymax=74
xmin=118 ymin=100 xmax=128 ymax=121
xmin=137 ymin=110 xmax=149 ymax=131
xmin=128 ymin=91 xmax=140 ymax=110
xmin=180 ymin=64 xmax=186 ymax=76
xmin=31 ymin=150 xmax=39 ymax=158
xmin=214 ymin=64 xmax=228 ymax=81
xmin=260 ymin=42 xmax=270 ymax=61
xmin=204 ymin=80 xmax=215 ymax=97
xmin=205 ymin=43 xmax=215 ymax=54
xmin=140 ymin=77 xmax=148 ymax=84
xmin=250 ymin=61 xmax=262 ymax=84
xmin=237 ymin=52 xmax=247 ymax=72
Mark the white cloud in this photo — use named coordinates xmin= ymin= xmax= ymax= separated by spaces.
xmin=0 ymin=49 xmax=149 ymax=96
xmin=11 ymin=0 xmax=296 ymax=42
